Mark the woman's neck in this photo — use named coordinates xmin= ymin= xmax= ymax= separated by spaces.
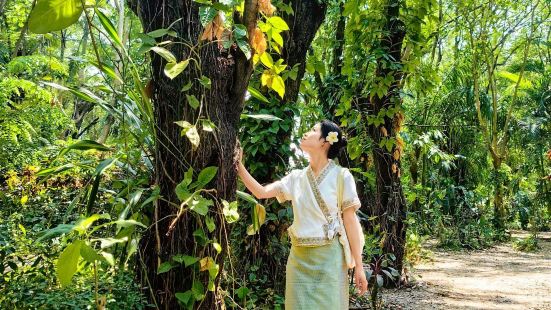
xmin=308 ymin=154 xmax=330 ymax=177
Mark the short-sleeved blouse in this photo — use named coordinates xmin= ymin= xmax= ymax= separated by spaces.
xmin=272 ymin=159 xmax=361 ymax=247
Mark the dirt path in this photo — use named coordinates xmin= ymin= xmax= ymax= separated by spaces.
xmin=378 ymin=231 xmax=551 ymax=310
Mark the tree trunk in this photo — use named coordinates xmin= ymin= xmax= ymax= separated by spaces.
xmin=130 ymin=1 xmax=256 ymax=308
xmin=361 ymin=0 xmax=408 ymax=286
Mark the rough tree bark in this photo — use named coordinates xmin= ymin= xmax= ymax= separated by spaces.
xmin=129 ymin=1 xmax=258 ymax=308
xmin=360 ymin=0 xmax=408 ymax=286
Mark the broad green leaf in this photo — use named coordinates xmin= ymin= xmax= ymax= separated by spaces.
xmin=164 ymin=60 xmax=190 ymax=79
xmin=28 ymin=0 xmax=83 ymax=34
xmin=190 ymin=197 xmax=213 ymax=216
xmin=59 ymin=140 xmax=111 ymax=156
xmin=267 ymin=16 xmax=289 ymax=30
xmin=205 ymin=215 xmax=216 ymax=233
xmin=186 ymin=94 xmax=200 ymax=109
xmin=74 ymin=213 xmax=111 ymax=233
xmin=147 ymin=28 xmax=177 ymax=38
xmin=240 ymin=114 xmax=282 ymax=121
xmin=236 ymin=286 xmax=249 ymax=300
xmin=198 ymin=76 xmax=211 ymax=89
xmin=247 ymin=86 xmax=270 ymax=103
xmin=185 ymin=125 xmax=200 ymax=149
xmin=193 ymin=229 xmax=208 ymax=246
xmin=95 ymin=9 xmax=123 ymax=48
xmin=98 ymin=236 xmax=128 ymax=249
xmin=192 ymin=280 xmax=205 ymax=301
xmin=236 ymin=190 xmax=258 ymax=204
xmin=234 ymin=24 xmax=247 ymax=38
xmin=36 ymin=224 xmax=75 ymax=242
xmin=237 ymin=39 xmax=251 ymax=60
xmin=222 ymin=200 xmax=239 ymax=223
xmin=199 ymin=6 xmax=217 ymax=26
xmin=151 ymin=46 xmax=177 ymax=63
xmin=157 ymin=261 xmax=175 ymax=274
xmin=191 ymin=166 xmax=218 ymax=189
xmin=200 ymin=119 xmax=216 ymax=132
xmin=80 ymin=242 xmax=103 ymax=263
xmin=260 ymin=53 xmax=274 ymax=68
xmin=175 ymin=291 xmax=194 ymax=307
xmin=271 ymin=75 xmax=285 ymax=98
xmin=108 ymin=219 xmax=146 ymax=229
xmin=212 ymin=242 xmax=222 ymax=254
xmin=57 ymin=240 xmax=83 ymax=287
xmin=173 ymin=254 xmax=199 ymax=267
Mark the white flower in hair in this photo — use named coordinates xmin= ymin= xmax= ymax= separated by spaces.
xmin=326 ymin=131 xmax=339 ymax=145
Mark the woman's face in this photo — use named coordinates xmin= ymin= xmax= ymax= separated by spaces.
xmin=299 ymin=123 xmax=327 ymax=154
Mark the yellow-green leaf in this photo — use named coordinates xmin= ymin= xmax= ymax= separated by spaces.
xmin=267 ymin=16 xmax=289 ymax=31
xmin=28 ymin=0 xmax=83 ymax=34
xmin=164 ymin=60 xmax=190 ymax=79
xmin=57 ymin=240 xmax=83 ymax=287
xmin=271 ymin=75 xmax=285 ymax=98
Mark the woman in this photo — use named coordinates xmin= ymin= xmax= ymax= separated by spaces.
xmin=237 ymin=120 xmax=368 ymax=309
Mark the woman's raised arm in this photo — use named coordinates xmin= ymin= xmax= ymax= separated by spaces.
xmin=237 ymin=148 xmax=280 ymax=200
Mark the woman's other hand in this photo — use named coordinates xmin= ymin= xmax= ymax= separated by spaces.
xmin=354 ymin=266 xmax=368 ymax=295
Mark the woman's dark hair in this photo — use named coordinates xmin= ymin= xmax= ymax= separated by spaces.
xmin=319 ymin=120 xmax=348 ymax=159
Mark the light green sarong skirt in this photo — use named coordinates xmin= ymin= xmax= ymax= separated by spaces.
xmin=285 ymin=237 xmax=349 ymax=309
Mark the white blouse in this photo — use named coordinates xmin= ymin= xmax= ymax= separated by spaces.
xmin=272 ymin=159 xmax=361 ymax=247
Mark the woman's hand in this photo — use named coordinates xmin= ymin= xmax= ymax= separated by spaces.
xmin=354 ymin=266 xmax=368 ymax=295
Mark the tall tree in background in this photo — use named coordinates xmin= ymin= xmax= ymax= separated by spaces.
xmin=340 ymin=0 xmax=436 ymax=284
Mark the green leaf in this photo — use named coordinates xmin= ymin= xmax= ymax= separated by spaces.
xmin=247 ymin=86 xmax=270 ymax=103
xmin=173 ymin=255 xmax=200 ymax=267
xmin=147 ymin=28 xmax=177 ymax=38
xmin=222 ymin=200 xmax=239 ymax=223
xmin=95 ymin=9 xmax=123 ymax=48
xmin=260 ymin=53 xmax=274 ymax=68
xmin=74 ymin=214 xmax=111 ymax=233
xmin=271 ymin=75 xmax=285 ymax=98
xmin=205 ymin=215 xmax=216 ymax=232
xmin=200 ymin=119 xmax=216 ymax=132
xmin=236 ymin=286 xmax=250 ymax=300
xmin=192 ymin=280 xmax=205 ymax=301
xmin=193 ymin=229 xmax=208 ymax=246
xmin=175 ymin=291 xmax=194 ymax=307
xmin=212 ymin=242 xmax=222 ymax=254
xmin=186 ymin=94 xmax=200 ymax=109
xmin=185 ymin=125 xmax=200 ymax=149
xmin=151 ymin=46 xmax=177 ymax=63
xmin=89 ymin=61 xmax=123 ymax=84
xmin=57 ymin=240 xmax=83 ymax=287
xmin=181 ymin=81 xmax=193 ymax=92
xmin=36 ymin=224 xmax=74 ymax=242
xmin=28 ymin=0 xmax=83 ymax=34
xmin=234 ymin=24 xmax=248 ymax=39
xmin=94 ymin=157 xmax=117 ymax=175
xmin=237 ymin=39 xmax=251 ymax=60
xmin=198 ymin=76 xmax=211 ymax=89
xmin=59 ymin=140 xmax=111 ymax=157
xmin=157 ymin=261 xmax=175 ymax=274
xmin=267 ymin=16 xmax=289 ymax=30
xmin=236 ymin=190 xmax=258 ymax=204
xmin=190 ymin=197 xmax=213 ymax=216
xmin=108 ymin=219 xmax=146 ymax=229
xmin=191 ymin=166 xmax=218 ymax=189
xmin=98 ymin=236 xmax=128 ymax=249
xmin=240 ymin=114 xmax=282 ymax=121
xmin=80 ymin=243 xmax=103 ymax=263
xmin=164 ymin=60 xmax=190 ymax=79
xmin=199 ymin=6 xmax=218 ymax=26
